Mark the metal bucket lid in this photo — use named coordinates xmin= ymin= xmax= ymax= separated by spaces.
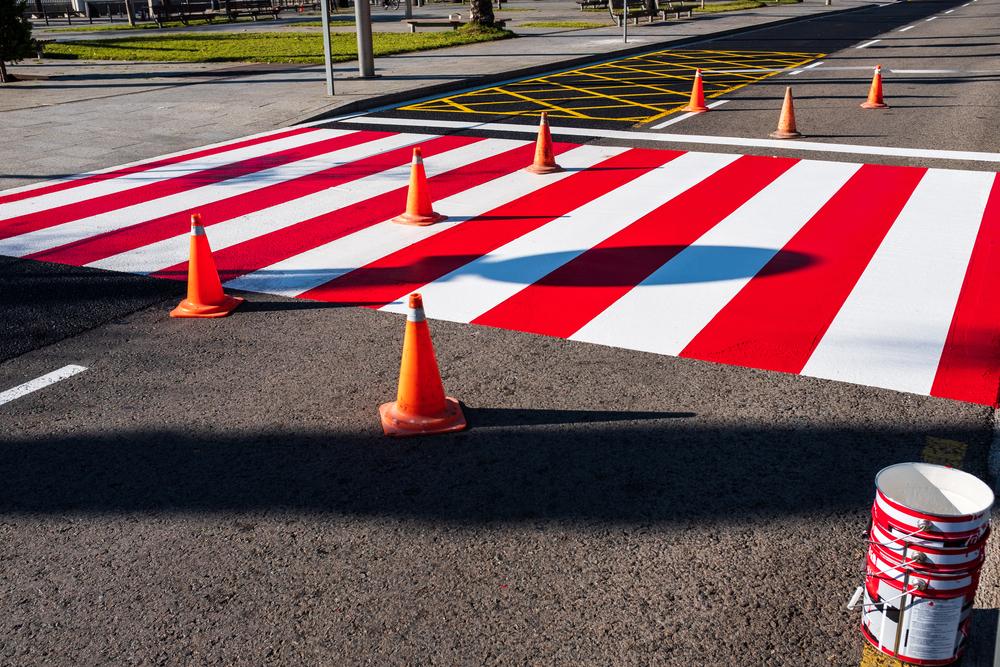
xmin=876 ymin=463 xmax=994 ymax=518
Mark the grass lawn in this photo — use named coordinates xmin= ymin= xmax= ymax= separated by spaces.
xmin=692 ymin=0 xmax=799 ymax=11
xmin=41 ymin=26 xmax=512 ymax=63
xmin=518 ymin=20 xmax=607 ymax=28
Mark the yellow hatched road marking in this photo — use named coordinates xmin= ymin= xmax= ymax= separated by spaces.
xmin=400 ymin=49 xmax=823 ymax=122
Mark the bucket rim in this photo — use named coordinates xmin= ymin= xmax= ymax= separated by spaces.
xmin=875 ymin=462 xmax=994 ymax=519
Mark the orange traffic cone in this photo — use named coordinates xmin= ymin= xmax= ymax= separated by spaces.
xmin=682 ymin=68 xmax=709 ymax=113
xmin=170 ymin=214 xmax=244 ymax=318
xmin=769 ymin=87 xmax=802 ymax=139
xmin=379 ymin=293 xmax=467 ymax=437
xmin=861 ymin=64 xmax=889 ymax=109
xmin=526 ymin=112 xmax=562 ymax=174
xmin=392 ymin=147 xmax=446 ymax=226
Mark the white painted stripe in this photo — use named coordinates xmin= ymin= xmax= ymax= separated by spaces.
xmin=226 ymin=144 xmax=626 ymax=298
xmin=0 ymin=129 xmax=350 ymax=222
xmin=898 ymin=25 xmax=915 ymax=31
xmin=341 ymin=117 xmax=1000 ymax=164
xmin=381 ymin=151 xmax=741 ymax=322
xmin=572 ymin=160 xmax=862 ymax=353
xmin=925 ymin=16 xmax=937 ymax=21
xmin=802 ymin=169 xmax=994 ymax=396
xmin=89 ymin=133 xmax=432 ymax=274
xmin=0 ymin=130 xmax=388 ymax=258
xmin=650 ymin=100 xmax=729 ymax=129
xmin=857 ymin=39 xmax=882 ymax=48
xmin=135 ymin=138 xmax=521 ymax=277
xmin=0 ymin=125 xmax=313 ymax=199
xmin=0 ymin=365 xmax=87 ymax=406
xmin=945 ymin=8 xmax=955 ymax=13
xmin=788 ymin=60 xmax=824 ymax=75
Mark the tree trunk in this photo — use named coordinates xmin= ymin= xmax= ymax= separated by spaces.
xmin=468 ymin=0 xmax=494 ymax=26
xmin=0 ymin=60 xmax=8 ymax=84
xmin=124 ymin=0 xmax=136 ymax=25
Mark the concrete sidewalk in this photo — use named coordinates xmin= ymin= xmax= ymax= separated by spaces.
xmin=3 ymin=0 xmax=868 ymax=191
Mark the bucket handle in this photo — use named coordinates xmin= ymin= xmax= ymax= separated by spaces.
xmin=868 ymin=522 xmax=934 ymax=548
xmin=847 ymin=581 xmax=926 ymax=611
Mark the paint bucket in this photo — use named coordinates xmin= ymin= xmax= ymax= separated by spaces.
xmin=858 ymin=462 xmax=993 ymax=665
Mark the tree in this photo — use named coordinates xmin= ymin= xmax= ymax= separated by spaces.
xmin=468 ymin=0 xmax=495 ymax=27
xmin=0 ymin=0 xmax=35 ymax=83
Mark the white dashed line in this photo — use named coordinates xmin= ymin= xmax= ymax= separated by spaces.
xmin=926 ymin=16 xmax=937 ymax=21
xmin=0 ymin=365 xmax=87 ymax=406
xmin=945 ymin=8 xmax=955 ymax=13
xmin=857 ymin=39 xmax=882 ymax=49
xmin=899 ymin=25 xmax=915 ymax=31
xmin=789 ymin=60 xmax=825 ymax=75
xmin=650 ymin=100 xmax=729 ymax=129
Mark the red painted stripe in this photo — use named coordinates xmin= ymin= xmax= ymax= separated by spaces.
xmin=473 ymin=155 xmax=797 ymax=338
xmin=0 ymin=130 xmax=363 ymax=242
xmin=0 ymin=127 xmax=315 ymax=207
xmin=930 ymin=173 xmax=1000 ymax=407
xmin=152 ymin=136 xmax=523 ymax=283
xmin=299 ymin=148 xmax=681 ymax=307
xmin=679 ymin=163 xmax=927 ymax=374
xmin=28 ymin=130 xmax=427 ymax=267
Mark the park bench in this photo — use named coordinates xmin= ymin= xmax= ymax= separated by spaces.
xmin=152 ymin=1 xmax=220 ymax=25
xmin=223 ymin=0 xmax=282 ymax=20
xmin=576 ymin=0 xmax=607 ymax=9
xmin=608 ymin=0 xmax=665 ymax=24
xmin=30 ymin=2 xmax=86 ymax=25
xmin=402 ymin=16 xmax=505 ymax=31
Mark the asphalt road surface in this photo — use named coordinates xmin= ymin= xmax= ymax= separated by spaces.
xmin=3 ymin=1 xmax=1000 ymax=665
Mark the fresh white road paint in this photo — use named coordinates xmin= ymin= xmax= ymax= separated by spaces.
xmin=341 ymin=116 xmax=1000 ymax=164
xmin=0 ymin=365 xmax=88 ymax=407
xmin=788 ymin=61 xmax=825 ymax=75
xmin=857 ymin=40 xmax=882 ymax=49
xmin=650 ymin=100 xmax=729 ymax=129
xmin=898 ymin=25 xmax=914 ymax=31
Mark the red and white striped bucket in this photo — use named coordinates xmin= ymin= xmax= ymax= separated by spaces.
xmin=858 ymin=462 xmax=993 ymax=665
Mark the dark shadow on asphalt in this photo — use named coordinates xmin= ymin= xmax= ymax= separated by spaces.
xmin=0 ymin=419 xmax=988 ymax=517
xmin=196 ymin=246 xmax=816 ymax=289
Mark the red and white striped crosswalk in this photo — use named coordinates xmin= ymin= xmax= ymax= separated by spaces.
xmin=5 ymin=126 xmax=1000 ymax=407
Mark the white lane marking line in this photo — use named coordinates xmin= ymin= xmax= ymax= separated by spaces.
xmin=572 ymin=160 xmax=861 ymax=353
xmin=89 ymin=133 xmax=435 ymax=273
xmin=227 ymin=144 xmax=626 ymax=297
xmin=802 ymin=169 xmax=994 ymax=396
xmin=381 ymin=152 xmax=741 ymax=322
xmin=857 ymin=39 xmax=882 ymax=49
xmin=926 ymin=16 xmax=937 ymax=20
xmin=0 ymin=365 xmax=87 ymax=407
xmin=789 ymin=60 xmax=825 ymax=76
xmin=898 ymin=25 xmax=915 ymax=31
xmin=0 ymin=129 xmax=351 ymax=223
xmin=945 ymin=8 xmax=955 ymax=12
xmin=341 ymin=117 xmax=1000 ymax=164
xmin=650 ymin=100 xmax=729 ymax=130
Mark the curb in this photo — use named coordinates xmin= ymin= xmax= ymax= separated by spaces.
xmin=298 ymin=2 xmax=872 ymax=124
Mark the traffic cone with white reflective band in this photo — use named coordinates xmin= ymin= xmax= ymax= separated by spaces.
xmin=769 ymin=87 xmax=802 ymax=139
xmin=379 ymin=293 xmax=467 ymax=437
xmin=392 ymin=147 xmax=446 ymax=226
xmin=170 ymin=214 xmax=244 ymax=318
xmin=682 ymin=68 xmax=709 ymax=113
xmin=526 ymin=112 xmax=562 ymax=174
xmin=861 ymin=64 xmax=889 ymax=109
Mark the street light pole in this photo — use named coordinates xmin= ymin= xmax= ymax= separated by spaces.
xmin=354 ymin=0 xmax=376 ymax=78
xmin=320 ymin=0 xmax=335 ymax=95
